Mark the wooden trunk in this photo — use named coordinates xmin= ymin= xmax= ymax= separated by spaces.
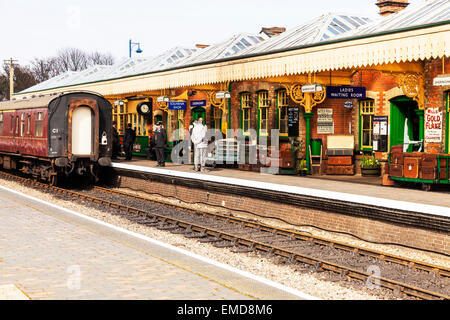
xmin=391 ymin=152 xmax=404 ymax=165
xmin=389 ymin=164 xmax=403 ymax=177
xmin=403 ymin=158 xmax=420 ymax=179
xmin=327 ymin=156 xmax=353 ymax=166
xmin=419 ymin=166 xmax=436 ymax=180
xmin=326 ymin=165 xmax=355 ymax=175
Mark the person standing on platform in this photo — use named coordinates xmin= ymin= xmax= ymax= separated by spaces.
xmin=152 ymin=121 xmax=167 ymax=167
xmin=123 ymin=123 xmax=136 ymax=161
xmin=191 ymin=117 xmax=208 ymax=172
xmin=112 ymin=121 xmax=120 ymax=160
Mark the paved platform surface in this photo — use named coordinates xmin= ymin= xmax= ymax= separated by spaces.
xmin=112 ymin=159 xmax=450 ymax=215
xmin=0 ymin=186 xmax=308 ymax=300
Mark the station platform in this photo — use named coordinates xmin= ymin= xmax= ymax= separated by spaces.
xmin=0 ymin=185 xmax=312 ymax=300
xmin=111 ymin=159 xmax=450 ymax=218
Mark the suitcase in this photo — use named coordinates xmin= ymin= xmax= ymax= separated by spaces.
xmin=266 ymin=158 xmax=294 ymax=169
xmin=403 ymin=158 xmax=420 ymax=179
xmin=326 ymin=149 xmax=354 ymax=156
xmin=327 ymin=156 xmax=353 ymax=166
xmin=389 ymin=164 xmax=403 ymax=177
xmin=439 ymin=167 xmax=449 ymax=180
xmin=391 ymin=152 xmax=404 ymax=165
xmin=421 ymin=153 xmax=437 ymax=167
xmin=391 ymin=145 xmax=403 ymax=154
xmin=419 ymin=166 xmax=436 ymax=180
xmin=326 ymin=165 xmax=355 ymax=175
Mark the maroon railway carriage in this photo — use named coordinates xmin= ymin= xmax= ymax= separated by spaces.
xmin=0 ymin=92 xmax=112 ymax=185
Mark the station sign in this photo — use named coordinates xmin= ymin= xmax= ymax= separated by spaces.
xmin=326 ymin=86 xmax=366 ymax=99
xmin=302 ymin=84 xmax=323 ymax=93
xmin=168 ymin=101 xmax=187 ymax=110
xmin=433 ymin=75 xmax=450 ymax=86
xmin=190 ymin=100 xmax=207 ymax=108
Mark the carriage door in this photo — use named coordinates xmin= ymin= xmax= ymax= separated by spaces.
xmin=72 ymin=106 xmax=93 ymax=156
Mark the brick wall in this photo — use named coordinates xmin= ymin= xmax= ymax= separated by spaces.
xmin=115 ymin=174 xmax=450 ymax=255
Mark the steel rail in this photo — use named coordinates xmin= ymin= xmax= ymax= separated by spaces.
xmin=94 ymin=185 xmax=450 ymax=279
xmin=0 ymin=171 xmax=448 ymax=300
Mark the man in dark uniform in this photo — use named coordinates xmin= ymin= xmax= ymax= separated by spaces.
xmin=152 ymin=122 xmax=167 ymax=167
xmin=123 ymin=123 xmax=136 ymax=161
xmin=112 ymin=121 xmax=120 ymax=160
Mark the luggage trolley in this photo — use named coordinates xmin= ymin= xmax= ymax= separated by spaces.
xmin=389 ymin=152 xmax=450 ymax=191
xmin=206 ymin=139 xmax=240 ymax=167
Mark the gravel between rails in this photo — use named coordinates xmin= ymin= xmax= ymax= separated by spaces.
xmin=0 ymin=177 xmax=446 ymax=300
xmin=80 ymin=187 xmax=450 ymax=297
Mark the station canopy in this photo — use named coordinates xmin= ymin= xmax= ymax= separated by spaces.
xmin=16 ymin=0 xmax=450 ymax=98
xmin=233 ymin=13 xmax=376 ymax=56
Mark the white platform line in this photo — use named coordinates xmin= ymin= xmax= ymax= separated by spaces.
xmin=0 ymin=185 xmax=319 ymax=301
xmin=112 ymin=163 xmax=450 ymax=218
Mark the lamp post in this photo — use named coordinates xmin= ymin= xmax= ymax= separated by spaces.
xmin=129 ymin=39 xmax=143 ymax=58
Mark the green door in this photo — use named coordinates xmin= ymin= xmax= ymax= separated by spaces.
xmin=390 ymin=96 xmax=421 ymax=152
xmin=192 ymin=107 xmax=206 ymax=123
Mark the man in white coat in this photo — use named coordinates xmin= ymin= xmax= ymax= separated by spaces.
xmin=191 ymin=117 xmax=208 ymax=172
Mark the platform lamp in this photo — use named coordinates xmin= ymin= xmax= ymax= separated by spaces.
xmin=129 ymin=39 xmax=143 ymax=58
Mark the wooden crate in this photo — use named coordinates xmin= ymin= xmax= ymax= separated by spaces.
xmin=389 ymin=164 xmax=403 ymax=177
xmin=326 ymin=165 xmax=355 ymax=175
xmin=328 ymin=156 xmax=353 ymax=166
xmin=403 ymin=158 xmax=420 ymax=179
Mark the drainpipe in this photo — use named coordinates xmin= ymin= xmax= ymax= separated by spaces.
xmin=304 ymin=112 xmax=313 ymax=173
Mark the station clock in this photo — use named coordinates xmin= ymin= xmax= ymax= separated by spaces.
xmin=137 ymin=100 xmax=153 ymax=117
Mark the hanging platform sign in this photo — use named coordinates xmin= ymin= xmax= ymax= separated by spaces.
xmin=169 ymin=101 xmax=187 ymax=110
xmin=190 ymin=100 xmax=207 ymax=108
xmin=326 ymin=86 xmax=366 ymax=99
xmin=425 ymin=107 xmax=443 ymax=143
xmin=433 ymin=75 xmax=450 ymax=86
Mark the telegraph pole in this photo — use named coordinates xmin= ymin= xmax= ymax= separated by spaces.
xmin=3 ymin=58 xmax=18 ymax=100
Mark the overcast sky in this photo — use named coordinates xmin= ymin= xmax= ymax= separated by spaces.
xmin=0 ymin=0 xmax=421 ymax=65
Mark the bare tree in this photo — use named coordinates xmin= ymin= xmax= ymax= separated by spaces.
xmin=89 ymin=51 xmax=114 ymax=66
xmin=30 ymin=57 xmax=60 ymax=83
xmin=56 ymin=47 xmax=89 ymax=73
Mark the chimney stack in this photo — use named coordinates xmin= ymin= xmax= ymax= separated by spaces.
xmin=195 ymin=44 xmax=210 ymax=49
xmin=376 ymin=0 xmax=409 ymax=16
xmin=260 ymin=27 xmax=286 ymax=38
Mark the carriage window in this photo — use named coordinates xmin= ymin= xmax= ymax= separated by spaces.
xmin=0 ymin=113 xmax=3 ymax=135
xmin=27 ymin=115 xmax=31 ymax=134
xmin=15 ymin=117 xmax=19 ymax=135
xmin=11 ymin=116 xmax=14 ymax=133
xmin=35 ymin=112 xmax=44 ymax=137
xmin=20 ymin=113 xmax=26 ymax=136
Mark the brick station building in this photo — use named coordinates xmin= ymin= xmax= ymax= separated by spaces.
xmin=14 ymin=0 xmax=450 ymax=178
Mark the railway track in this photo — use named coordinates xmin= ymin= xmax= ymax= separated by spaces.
xmin=1 ymin=170 xmax=449 ymax=300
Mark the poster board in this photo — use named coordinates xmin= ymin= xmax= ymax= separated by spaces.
xmin=317 ymin=108 xmax=334 ymax=134
xmin=425 ymin=108 xmax=442 ymax=143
